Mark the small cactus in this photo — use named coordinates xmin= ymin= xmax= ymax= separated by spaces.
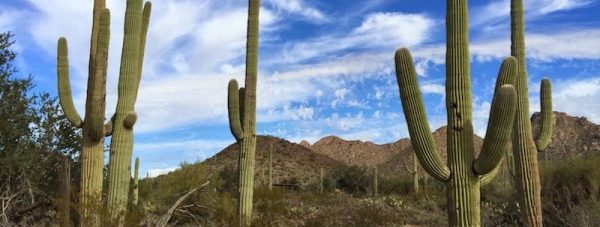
xmin=268 ymin=144 xmax=273 ymax=191
xmin=319 ymin=168 xmax=324 ymax=194
xmin=372 ymin=166 xmax=378 ymax=197
xmin=132 ymin=157 xmax=140 ymax=206
xmin=404 ymin=153 xmax=419 ymax=194
xmin=226 ymin=0 xmax=260 ymax=226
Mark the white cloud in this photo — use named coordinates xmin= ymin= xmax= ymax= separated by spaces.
xmin=530 ymin=77 xmax=600 ymax=123
xmin=421 ymin=83 xmax=445 ymax=96
xmin=265 ymin=0 xmax=328 ymax=23
xmin=272 ymin=12 xmax=434 ymax=64
xmin=472 ymin=0 xmax=594 ymax=27
xmin=147 ymin=167 xmax=178 ymax=178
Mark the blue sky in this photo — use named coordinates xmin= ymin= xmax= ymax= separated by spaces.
xmin=1 ymin=0 xmax=599 ymax=177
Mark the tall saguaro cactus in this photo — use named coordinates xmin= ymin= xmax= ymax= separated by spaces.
xmin=394 ymin=0 xmax=518 ymax=225
xmin=372 ymin=166 xmax=378 ymax=197
xmin=404 ymin=153 xmax=419 ymax=194
xmin=56 ymin=0 xmax=110 ymax=224
xmin=226 ymin=0 xmax=260 ymax=226
xmin=105 ymin=0 xmax=151 ymax=223
xmin=319 ymin=168 xmax=324 ymax=194
xmin=511 ymin=0 xmax=553 ymax=225
xmin=132 ymin=157 xmax=140 ymax=206
xmin=268 ymin=144 xmax=273 ymax=191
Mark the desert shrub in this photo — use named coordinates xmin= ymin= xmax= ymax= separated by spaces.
xmin=378 ymin=174 xmax=413 ymax=195
xmin=216 ymin=165 xmax=238 ymax=194
xmin=540 ymin=154 xmax=600 ymax=226
xmin=329 ymin=165 xmax=371 ymax=196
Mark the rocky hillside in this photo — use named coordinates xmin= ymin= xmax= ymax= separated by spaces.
xmin=377 ymin=126 xmax=484 ymax=175
xmin=532 ymin=111 xmax=600 ymax=160
xmin=196 ymin=112 xmax=597 ymax=183
xmin=201 ymin=136 xmax=342 ymax=185
xmin=309 ymin=136 xmax=411 ymax=166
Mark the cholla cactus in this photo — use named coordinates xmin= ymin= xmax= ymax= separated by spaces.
xmin=226 ymin=0 xmax=260 ymax=226
xmin=393 ymin=0 xmax=518 ymax=225
xmin=510 ymin=0 xmax=553 ymax=225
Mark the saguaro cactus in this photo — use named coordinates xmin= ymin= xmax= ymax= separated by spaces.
xmin=105 ymin=0 xmax=151 ymax=223
xmin=319 ymin=168 xmax=324 ymax=194
xmin=268 ymin=144 xmax=273 ymax=191
xmin=510 ymin=0 xmax=553 ymax=225
xmin=226 ymin=0 xmax=260 ymax=226
xmin=132 ymin=157 xmax=140 ymax=206
xmin=404 ymin=153 xmax=419 ymax=194
xmin=372 ymin=166 xmax=378 ymax=197
xmin=394 ymin=0 xmax=518 ymax=225
xmin=60 ymin=156 xmax=70 ymax=227
xmin=56 ymin=0 xmax=110 ymax=224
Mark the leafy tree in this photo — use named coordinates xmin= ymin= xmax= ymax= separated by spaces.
xmin=0 ymin=32 xmax=81 ymax=224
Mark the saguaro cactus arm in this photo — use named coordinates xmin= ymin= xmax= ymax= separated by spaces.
xmin=394 ymin=48 xmax=451 ymax=182
xmin=473 ymin=85 xmax=516 ymax=175
xmin=535 ymin=78 xmax=552 ymax=151
xmin=57 ymin=39 xmax=83 ymax=128
xmin=85 ymin=9 xmax=111 ymax=141
xmin=473 ymin=57 xmax=517 ymax=175
xmin=228 ymin=79 xmax=244 ymax=140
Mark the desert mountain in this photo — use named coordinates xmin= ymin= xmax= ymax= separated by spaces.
xmin=532 ymin=111 xmax=600 ymax=159
xmin=200 ymin=112 xmax=597 ymax=182
xmin=309 ymin=136 xmax=411 ymax=167
xmin=202 ymin=136 xmax=341 ymax=185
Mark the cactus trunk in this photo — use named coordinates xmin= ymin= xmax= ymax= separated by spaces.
xmin=268 ymin=144 xmax=273 ymax=191
xmin=319 ymin=168 xmax=324 ymax=194
xmin=372 ymin=166 xmax=378 ymax=197
xmin=60 ymin=157 xmax=70 ymax=227
xmin=394 ymin=0 xmax=518 ymax=225
xmin=510 ymin=0 xmax=553 ymax=226
xmin=132 ymin=157 xmax=140 ymax=206
xmin=226 ymin=0 xmax=260 ymax=226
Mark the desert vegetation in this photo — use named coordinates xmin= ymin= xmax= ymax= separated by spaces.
xmin=0 ymin=0 xmax=598 ymax=226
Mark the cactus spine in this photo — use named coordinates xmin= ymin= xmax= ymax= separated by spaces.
xmin=60 ymin=156 xmax=70 ymax=227
xmin=510 ymin=0 xmax=553 ymax=225
xmin=226 ymin=0 xmax=260 ymax=226
xmin=394 ymin=0 xmax=518 ymax=225
xmin=104 ymin=0 xmax=151 ymax=223
xmin=132 ymin=157 xmax=140 ymax=206
xmin=372 ymin=166 xmax=378 ymax=197
xmin=56 ymin=0 xmax=110 ymax=224
xmin=405 ymin=153 xmax=419 ymax=194
xmin=268 ymin=144 xmax=273 ymax=191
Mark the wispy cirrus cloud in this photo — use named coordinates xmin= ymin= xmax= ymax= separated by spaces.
xmin=264 ymin=0 xmax=328 ymax=23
